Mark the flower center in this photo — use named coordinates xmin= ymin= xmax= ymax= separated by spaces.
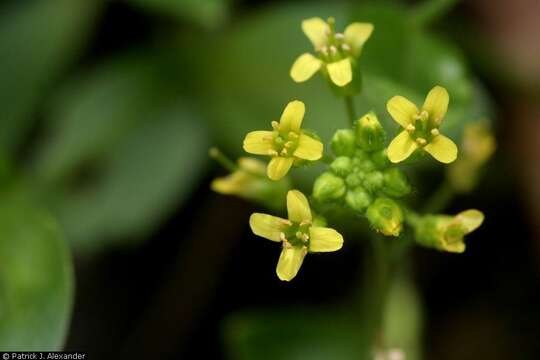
xmin=315 ymin=18 xmax=352 ymax=62
xmin=281 ymin=221 xmax=311 ymax=247
xmin=267 ymin=121 xmax=300 ymax=157
xmin=406 ymin=110 xmax=441 ymax=147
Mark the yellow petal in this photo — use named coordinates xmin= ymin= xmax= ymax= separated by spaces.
xmin=455 ymin=209 xmax=484 ymax=234
xmin=386 ymin=96 xmax=418 ymax=128
xmin=276 ymin=246 xmax=306 ymax=281
xmin=309 ymin=227 xmax=343 ymax=252
xmin=267 ymin=156 xmax=294 ymax=180
xmin=293 ymin=134 xmax=323 ymax=160
xmin=290 ymin=53 xmax=322 ymax=83
xmin=243 ymin=131 xmax=274 ymax=155
xmin=344 ymin=22 xmax=374 ymax=56
xmin=327 ymin=58 xmax=352 ymax=87
xmin=422 ymin=86 xmax=449 ymax=123
xmin=211 ymin=172 xmax=248 ymax=195
xmin=238 ymin=157 xmax=266 ymax=175
xmin=387 ymin=130 xmax=418 ymax=163
xmin=249 ymin=213 xmax=289 ymax=242
xmin=441 ymin=241 xmax=466 ymax=253
xmin=424 ymin=134 xmax=458 ymax=164
xmin=279 ymin=100 xmax=305 ymax=133
xmin=301 ymin=17 xmax=329 ymax=49
xmin=287 ymin=189 xmax=312 ymax=223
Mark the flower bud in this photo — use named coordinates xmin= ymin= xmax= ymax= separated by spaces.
xmin=382 ymin=168 xmax=411 ymax=197
xmin=370 ymin=149 xmax=389 ymax=168
xmin=331 ymin=129 xmax=356 ymax=157
xmin=330 ymin=156 xmax=352 ymax=177
xmin=345 ymin=173 xmax=363 ymax=188
xmin=313 ymin=172 xmax=346 ymax=202
xmin=363 ymin=171 xmax=384 ymax=192
xmin=414 ymin=209 xmax=484 ymax=253
xmin=345 ymin=187 xmax=372 ymax=212
xmin=355 ymin=112 xmax=386 ymax=152
xmin=366 ymin=197 xmax=403 ymax=236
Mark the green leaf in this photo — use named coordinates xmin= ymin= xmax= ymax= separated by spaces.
xmin=55 ymin=105 xmax=209 ymax=251
xmin=128 ymin=0 xmax=229 ymax=28
xmin=32 ymin=53 xmax=209 ymax=252
xmin=0 ymin=0 xmax=100 ymax=154
xmin=225 ymin=308 xmax=365 ymax=360
xmin=0 ymin=188 xmax=74 ymax=350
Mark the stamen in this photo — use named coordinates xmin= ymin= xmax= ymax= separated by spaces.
xmin=280 ymin=232 xmax=287 ymax=242
xmin=334 ymin=33 xmax=344 ymax=40
xmin=431 ymin=128 xmax=440 ymax=136
xmin=341 ymin=43 xmax=351 ymax=52
xmin=406 ymin=124 xmax=416 ymax=132
xmin=280 ymin=219 xmax=293 ymax=226
xmin=416 ymin=137 xmax=427 ymax=146
xmin=280 ymin=148 xmax=288 ymax=156
xmin=329 ymin=45 xmax=338 ymax=55
xmin=268 ymin=149 xmax=279 ymax=156
xmin=288 ymin=132 xmax=299 ymax=139
xmin=300 ymin=220 xmax=312 ymax=226
xmin=271 ymin=121 xmax=280 ymax=130
xmin=284 ymin=141 xmax=294 ymax=148
xmin=302 ymin=233 xmax=309 ymax=242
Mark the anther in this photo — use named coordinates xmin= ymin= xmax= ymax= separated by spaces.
xmin=271 ymin=121 xmax=280 ymax=130
xmin=406 ymin=124 xmax=416 ymax=132
xmin=280 ymin=232 xmax=287 ymax=242
xmin=431 ymin=128 xmax=440 ymax=136
xmin=302 ymin=234 xmax=309 ymax=242
xmin=416 ymin=137 xmax=427 ymax=146
xmin=288 ymin=132 xmax=299 ymax=139
xmin=300 ymin=220 xmax=312 ymax=226
xmin=335 ymin=33 xmax=344 ymax=40
xmin=341 ymin=43 xmax=351 ymax=52
xmin=280 ymin=219 xmax=293 ymax=226
xmin=268 ymin=149 xmax=279 ymax=156
xmin=329 ymin=45 xmax=338 ymax=55
xmin=280 ymin=148 xmax=288 ymax=156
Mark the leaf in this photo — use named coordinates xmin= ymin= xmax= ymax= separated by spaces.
xmin=0 ymin=0 xmax=100 ymax=154
xmin=0 ymin=187 xmax=74 ymax=350
xmin=225 ymin=308 xmax=365 ymax=360
xmin=52 ymin=105 xmax=208 ymax=251
xmin=128 ymin=0 xmax=229 ymax=28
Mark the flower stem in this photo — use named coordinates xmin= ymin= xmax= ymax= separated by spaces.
xmin=422 ymin=180 xmax=454 ymax=213
xmin=411 ymin=0 xmax=461 ymax=28
xmin=209 ymin=147 xmax=238 ymax=173
xmin=344 ymin=96 xmax=357 ymax=127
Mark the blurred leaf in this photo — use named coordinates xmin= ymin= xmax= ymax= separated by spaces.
xmin=0 ymin=0 xmax=100 ymax=154
xmin=128 ymin=0 xmax=228 ymax=28
xmin=33 ymin=54 xmax=209 ymax=252
xmin=0 ymin=187 xmax=73 ymax=350
xmin=225 ymin=308 xmax=366 ymax=360
xmin=56 ymin=105 xmax=209 ymax=251
xmin=201 ymin=2 xmax=492 ymax=188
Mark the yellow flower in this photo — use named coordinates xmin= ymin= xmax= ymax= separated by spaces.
xmin=211 ymin=157 xmax=265 ymax=194
xmin=243 ymin=100 xmax=323 ymax=180
xmin=249 ymin=190 xmax=344 ymax=281
xmin=290 ymin=17 xmax=373 ymax=87
xmin=448 ymin=122 xmax=496 ymax=192
xmin=416 ymin=209 xmax=484 ymax=253
xmin=386 ymin=86 xmax=458 ymax=164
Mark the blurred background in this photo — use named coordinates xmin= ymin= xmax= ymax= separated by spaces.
xmin=0 ymin=0 xmax=540 ymax=359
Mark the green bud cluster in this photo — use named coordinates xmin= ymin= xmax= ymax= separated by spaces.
xmin=313 ymin=112 xmax=411 ymax=236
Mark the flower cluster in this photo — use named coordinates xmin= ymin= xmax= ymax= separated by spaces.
xmin=210 ymin=17 xmax=488 ymax=282
xmin=313 ymin=112 xmax=409 ymax=236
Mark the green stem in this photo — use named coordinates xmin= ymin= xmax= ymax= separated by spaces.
xmin=411 ymin=0 xmax=461 ymax=28
xmin=422 ymin=180 xmax=454 ymax=213
xmin=209 ymin=147 xmax=238 ymax=173
xmin=344 ymin=96 xmax=357 ymax=127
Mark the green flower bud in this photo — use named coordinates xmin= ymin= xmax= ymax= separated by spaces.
xmin=363 ymin=171 xmax=384 ymax=192
xmin=366 ymin=197 xmax=403 ymax=236
xmin=331 ymin=129 xmax=356 ymax=157
xmin=357 ymin=158 xmax=375 ymax=172
xmin=414 ymin=210 xmax=484 ymax=253
xmin=355 ymin=112 xmax=386 ymax=152
xmin=330 ymin=156 xmax=353 ymax=177
xmin=370 ymin=149 xmax=389 ymax=168
xmin=313 ymin=172 xmax=346 ymax=202
xmin=346 ymin=187 xmax=372 ymax=212
xmin=382 ymin=168 xmax=411 ymax=197
xmin=346 ymin=173 xmax=363 ymax=188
